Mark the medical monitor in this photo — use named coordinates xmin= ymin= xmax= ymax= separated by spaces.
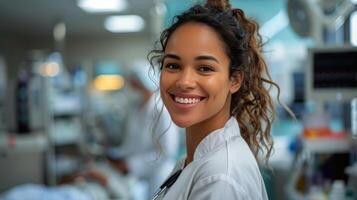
xmin=306 ymin=46 xmax=357 ymax=104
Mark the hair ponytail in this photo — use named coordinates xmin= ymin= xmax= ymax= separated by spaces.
xmin=228 ymin=7 xmax=276 ymax=162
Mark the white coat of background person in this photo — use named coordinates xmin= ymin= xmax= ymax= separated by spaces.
xmin=106 ymin=61 xmax=180 ymax=199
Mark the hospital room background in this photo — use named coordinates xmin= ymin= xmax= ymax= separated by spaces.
xmin=0 ymin=0 xmax=357 ymax=199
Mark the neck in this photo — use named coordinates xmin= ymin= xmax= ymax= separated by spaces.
xmin=185 ymin=112 xmax=230 ymax=166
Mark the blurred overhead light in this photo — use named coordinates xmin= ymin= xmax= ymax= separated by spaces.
xmin=105 ymin=15 xmax=145 ymax=32
xmin=93 ymin=75 xmax=125 ymax=91
xmin=77 ymin=0 xmax=127 ymax=13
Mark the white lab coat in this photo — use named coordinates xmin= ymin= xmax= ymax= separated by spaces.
xmin=108 ymin=93 xmax=179 ymax=197
xmin=156 ymin=117 xmax=268 ymax=200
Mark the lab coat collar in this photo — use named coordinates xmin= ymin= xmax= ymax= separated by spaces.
xmin=193 ymin=117 xmax=241 ymax=161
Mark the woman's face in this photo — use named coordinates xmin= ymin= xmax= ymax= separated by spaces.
xmin=160 ymin=22 xmax=241 ymax=128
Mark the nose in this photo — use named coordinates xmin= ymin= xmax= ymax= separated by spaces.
xmin=176 ymin=68 xmax=196 ymax=90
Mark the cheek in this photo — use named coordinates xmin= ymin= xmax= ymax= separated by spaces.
xmin=205 ymin=76 xmax=231 ymax=96
xmin=159 ymin=73 xmax=172 ymax=101
xmin=159 ymin=72 xmax=169 ymax=90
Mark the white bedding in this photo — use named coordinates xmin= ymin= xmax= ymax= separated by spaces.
xmin=0 ymin=161 xmax=133 ymax=200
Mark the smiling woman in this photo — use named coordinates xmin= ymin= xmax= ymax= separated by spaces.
xmin=148 ymin=0 xmax=283 ymax=199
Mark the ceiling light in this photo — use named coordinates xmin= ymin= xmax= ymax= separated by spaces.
xmin=77 ymin=0 xmax=127 ymax=13
xmin=105 ymin=15 xmax=145 ymax=32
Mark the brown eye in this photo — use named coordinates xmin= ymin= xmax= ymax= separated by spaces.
xmin=198 ymin=66 xmax=214 ymax=72
xmin=165 ymin=63 xmax=180 ymax=70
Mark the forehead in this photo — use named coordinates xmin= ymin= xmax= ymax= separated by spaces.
xmin=165 ymin=22 xmax=228 ymax=60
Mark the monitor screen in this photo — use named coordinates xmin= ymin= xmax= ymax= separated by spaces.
xmin=313 ymin=51 xmax=357 ymax=88
xmin=306 ymin=47 xmax=357 ymax=103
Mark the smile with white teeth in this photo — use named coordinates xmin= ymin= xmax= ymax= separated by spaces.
xmin=174 ymin=96 xmax=201 ymax=104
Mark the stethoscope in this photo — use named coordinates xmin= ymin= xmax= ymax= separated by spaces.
xmin=152 ymin=169 xmax=183 ymax=200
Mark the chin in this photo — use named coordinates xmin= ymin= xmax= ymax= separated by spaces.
xmin=170 ymin=116 xmax=195 ymax=128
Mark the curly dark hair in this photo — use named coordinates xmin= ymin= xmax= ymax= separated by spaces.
xmin=148 ymin=0 xmax=288 ymax=163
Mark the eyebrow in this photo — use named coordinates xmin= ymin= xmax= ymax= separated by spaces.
xmin=163 ymin=54 xmax=180 ymax=60
xmin=195 ymin=55 xmax=220 ymax=64
xmin=163 ymin=54 xmax=220 ymax=64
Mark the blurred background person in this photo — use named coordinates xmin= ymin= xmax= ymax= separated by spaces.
xmin=106 ymin=61 xmax=180 ymax=200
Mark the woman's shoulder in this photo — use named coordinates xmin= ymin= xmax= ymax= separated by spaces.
xmin=189 ymin=146 xmax=267 ymax=198
xmin=193 ymin=138 xmax=261 ymax=182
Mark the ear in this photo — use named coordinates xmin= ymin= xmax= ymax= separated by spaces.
xmin=229 ymin=71 xmax=243 ymax=94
